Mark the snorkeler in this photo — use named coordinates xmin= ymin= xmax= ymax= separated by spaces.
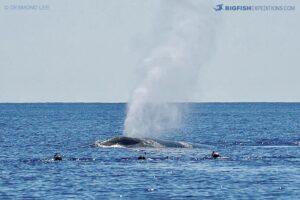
xmin=53 ymin=153 xmax=62 ymax=161
xmin=212 ymin=151 xmax=220 ymax=159
xmin=138 ymin=155 xmax=146 ymax=160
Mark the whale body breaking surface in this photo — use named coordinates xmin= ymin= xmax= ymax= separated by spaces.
xmin=95 ymin=136 xmax=195 ymax=148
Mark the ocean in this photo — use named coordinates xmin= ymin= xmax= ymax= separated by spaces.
xmin=0 ymin=103 xmax=299 ymax=199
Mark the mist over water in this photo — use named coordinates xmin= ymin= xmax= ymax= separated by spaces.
xmin=124 ymin=0 xmax=216 ymax=138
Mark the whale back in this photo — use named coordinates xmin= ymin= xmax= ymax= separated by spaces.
xmin=95 ymin=136 xmax=193 ymax=148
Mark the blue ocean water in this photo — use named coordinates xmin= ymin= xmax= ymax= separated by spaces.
xmin=0 ymin=103 xmax=300 ymax=199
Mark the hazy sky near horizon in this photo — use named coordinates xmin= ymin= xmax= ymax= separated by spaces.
xmin=0 ymin=0 xmax=299 ymax=102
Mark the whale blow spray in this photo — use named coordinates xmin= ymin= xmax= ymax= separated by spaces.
xmin=124 ymin=0 xmax=216 ymax=138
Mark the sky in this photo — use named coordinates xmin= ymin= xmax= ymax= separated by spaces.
xmin=0 ymin=0 xmax=299 ymax=102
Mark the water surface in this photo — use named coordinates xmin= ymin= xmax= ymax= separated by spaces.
xmin=0 ymin=103 xmax=299 ymax=199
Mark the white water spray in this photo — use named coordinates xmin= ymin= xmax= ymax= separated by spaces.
xmin=124 ymin=0 xmax=216 ymax=138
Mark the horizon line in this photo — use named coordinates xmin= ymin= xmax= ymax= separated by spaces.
xmin=0 ymin=101 xmax=300 ymax=104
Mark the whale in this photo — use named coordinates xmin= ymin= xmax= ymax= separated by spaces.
xmin=95 ymin=136 xmax=195 ymax=148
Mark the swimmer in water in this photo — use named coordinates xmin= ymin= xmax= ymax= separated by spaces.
xmin=53 ymin=153 xmax=62 ymax=161
xmin=138 ymin=155 xmax=146 ymax=160
xmin=212 ymin=151 xmax=220 ymax=159
xmin=138 ymin=152 xmax=146 ymax=160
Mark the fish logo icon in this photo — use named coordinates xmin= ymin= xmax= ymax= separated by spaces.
xmin=214 ymin=4 xmax=223 ymax=11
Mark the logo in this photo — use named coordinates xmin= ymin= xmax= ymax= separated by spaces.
xmin=214 ymin=4 xmax=223 ymax=11
xmin=214 ymin=4 xmax=295 ymax=12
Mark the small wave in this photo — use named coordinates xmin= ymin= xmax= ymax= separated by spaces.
xmin=96 ymin=143 xmax=126 ymax=148
xmin=293 ymin=141 xmax=300 ymax=146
